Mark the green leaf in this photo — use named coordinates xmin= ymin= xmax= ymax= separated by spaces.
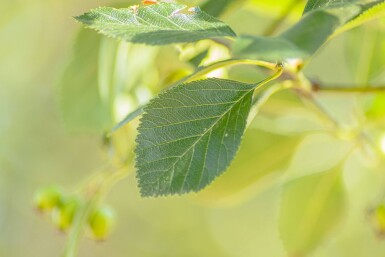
xmin=234 ymin=1 xmax=385 ymax=62
xmin=279 ymin=169 xmax=346 ymax=256
xmin=135 ymin=78 xmax=256 ymax=196
xmin=201 ymin=0 xmax=246 ymax=17
xmin=75 ymin=3 xmax=236 ymax=46
xmin=280 ymin=10 xmax=340 ymax=55
xmin=233 ymin=10 xmax=340 ymax=61
xmin=59 ymin=29 xmax=112 ymax=132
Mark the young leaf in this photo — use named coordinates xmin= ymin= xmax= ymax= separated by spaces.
xmin=233 ymin=10 xmax=340 ymax=61
xmin=280 ymin=10 xmax=340 ymax=55
xmin=75 ymin=3 xmax=236 ymax=45
xmin=232 ymin=35 xmax=307 ymax=61
xmin=279 ymin=169 xmax=346 ymax=256
xmin=135 ymin=78 xmax=256 ymax=196
xmin=59 ymin=30 xmax=112 ymax=132
xmin=234 ymin=1 xmax=385 ymax=62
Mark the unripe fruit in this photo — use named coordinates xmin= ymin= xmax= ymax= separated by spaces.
xmin=52 ymin=197 xmax=79 ymax=232
xmin=88 ymin=205 xmax=116 ymax=240
xmin=33 ymin=186 xmax=62 ymax=213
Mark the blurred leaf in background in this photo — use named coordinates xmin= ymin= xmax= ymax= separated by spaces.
xmin=279 ymin=168 xmax=347 ymax=256
xmin=196 ymin=128 xmax=300 ymax=206
xmin=59 ymin=30 xmax=112 ymax=133
xmin=345 ymin=22 xmax=385 ymax=84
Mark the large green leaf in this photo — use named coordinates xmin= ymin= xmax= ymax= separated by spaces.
xmin=75 ymin=3 xmax=236 ymax=45
xmin=59 ymin=29 xmax=112 ymax=132
xmin=135 ymin=78 xmax=256 ymax=196
xmin=279 ymin=169 xmax=346 ymax=256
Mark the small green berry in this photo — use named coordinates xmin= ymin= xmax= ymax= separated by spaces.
xmin=52 ymin=197 xmax=79 ymax=232
xmin=33 ymin=186 xmax=62 ymax=212
xmin=88 ymin=205 xmax=116 ymax=240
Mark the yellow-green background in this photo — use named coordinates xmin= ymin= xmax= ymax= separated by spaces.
xmin=1 ymin=0 xmax=385 ymax=256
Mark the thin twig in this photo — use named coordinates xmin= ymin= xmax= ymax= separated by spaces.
xmin=314 ymin=85 xmax=385 ymax=93
xmin=295 ymin=71 xmax=385 ymax=159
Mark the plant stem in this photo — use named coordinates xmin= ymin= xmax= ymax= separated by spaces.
xmin=295 ymin=71 xmax=385 ymax=157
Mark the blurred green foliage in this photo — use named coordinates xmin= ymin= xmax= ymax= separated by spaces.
xmin=1 ymin=0 xmax=385 ymax=257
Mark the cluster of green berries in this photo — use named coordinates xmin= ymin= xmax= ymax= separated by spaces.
xmin=33 ymin=186 xmax=116 ymax=240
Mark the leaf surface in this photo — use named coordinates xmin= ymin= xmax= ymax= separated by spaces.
xmin=76 ymin=3 xmax=236 ymax=45
xmin=279 ymin=169 xmax=346 ymax=256
xmin=135 ymin=78 xmax=256 ymax=196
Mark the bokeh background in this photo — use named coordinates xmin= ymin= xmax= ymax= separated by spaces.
xmin=1 ymin=0 xmax=385 ymax=256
